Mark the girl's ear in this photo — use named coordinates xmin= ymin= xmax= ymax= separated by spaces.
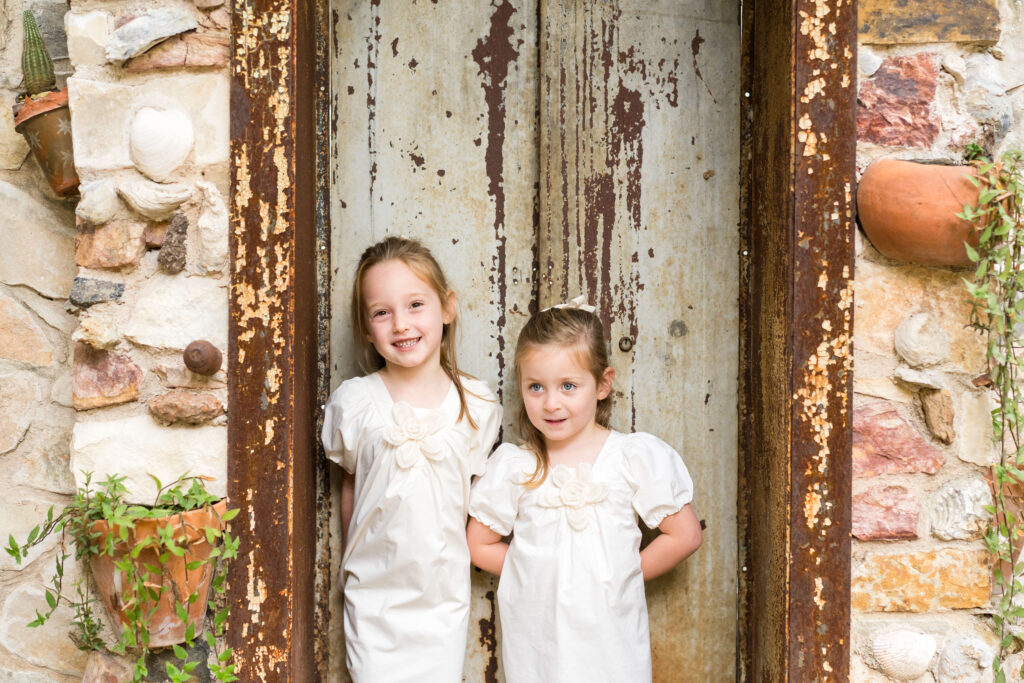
xmin=596 ymin=366 xmax=615 ymax=400
xmin=442 ymin=290 xmax=458 ymax=324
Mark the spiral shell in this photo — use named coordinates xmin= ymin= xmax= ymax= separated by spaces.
xmin=118 ymin=179 xmax=192 ymax=220
xmin=129 ymin=107 xmax=194 ymax=182
xmin=183 ymin=340 xmax=222 ymax=376
xmin=871 ymin=628 xmax=936 ymax=681
xmin=930 ymin=478 xmax=991 ymax=541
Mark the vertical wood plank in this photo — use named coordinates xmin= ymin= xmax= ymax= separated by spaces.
xmin=228 ymin=2 xmax=317 ymax=680
xmin=740 ymin=0 xmax=855 ymax=679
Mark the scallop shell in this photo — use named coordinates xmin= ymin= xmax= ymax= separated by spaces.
xmin=871 ymin=628 xmax=936 ymax=681
xmin=930 ymin=478 xmax=991 ymax=541
xmin=118 ymin=179 xmax=192 ymax=220
xmin=129 ymin=107 xmax=194 ymax=182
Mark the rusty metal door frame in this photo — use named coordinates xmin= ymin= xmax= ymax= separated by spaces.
xmin=225 ymin=0 xmax=856 ymax=680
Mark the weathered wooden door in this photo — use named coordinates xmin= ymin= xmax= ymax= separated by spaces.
xmin=328 ymin=1 xmax=739 ymax=680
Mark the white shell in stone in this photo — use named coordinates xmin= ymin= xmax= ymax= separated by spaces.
xmin=935 ymin=635 xmax=992 ymax=683
xmin=894 ymin=313 xmax=949 ymax=368
xmin=871 ymin=628 xmax=936 ymax=681
xmin=76 ymin=180 xmax=124 ymax=224
xmin=118 ymin=179 xmax=192 ymax=221
xmin=129 ymin=108 xmax=194 ymax=182
xmin=930 ymin=478 xmax=992 ymax=541
xmin=195 ymin=181 xmax=228 ymax=274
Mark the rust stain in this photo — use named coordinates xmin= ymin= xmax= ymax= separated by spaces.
xmin=366 ymin=0 xmax=381 ymax=212
xmin=690 ymin=28 xmax=713 ymax=99
xmin=478 ymin=589 xmax=499 ymax=683
xmin=473 ymin=0 xmax=519 ymax=388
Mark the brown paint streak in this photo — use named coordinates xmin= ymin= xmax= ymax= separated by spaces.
xmin=473 ymin=0 xmax=518 ymax=384
xmin=478 ymin=589 xmax=499 ymax=683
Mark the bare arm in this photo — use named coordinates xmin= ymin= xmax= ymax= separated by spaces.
xmin=340 ymin=470 xmax=355 ymax=551
xmin=466 ymin=518 xmax=508 ymax=576
xmin=640 ymin=504 xmax=703 ymax=581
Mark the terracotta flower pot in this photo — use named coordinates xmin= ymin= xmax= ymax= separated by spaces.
xmin=857 ymin=158 xmax=980 ymax=267
xmin=89 ymin=500 xmax=227 ymax=648
xmin=13 ymin=87 xmax=79 ymax=196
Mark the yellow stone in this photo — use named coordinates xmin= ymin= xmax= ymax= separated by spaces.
xmin=851 ymin=549 xmax=990 ymax=612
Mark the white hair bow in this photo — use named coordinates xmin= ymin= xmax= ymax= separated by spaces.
xmin=542 ymin=295 xmax=596 ymax=314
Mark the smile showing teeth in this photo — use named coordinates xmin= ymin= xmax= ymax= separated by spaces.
xmin=393 ymin=338 xmax=419 ymax=349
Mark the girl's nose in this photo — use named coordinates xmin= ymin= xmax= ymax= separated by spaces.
xmin=543 ymin=393 xmax=559 ymax=411
xmin=392 ymin=312 xmax=409 ymax=332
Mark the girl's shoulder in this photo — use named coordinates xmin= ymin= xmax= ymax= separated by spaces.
xmin=477 ymin=442 xmax=536 ymax=481
xmin=326 ymin=374 xmax=377 ymax=405
xmin=459 ymin=374 xmax=500 ymax=404
xmin=606 ymin=430 xmax=684 ymax=462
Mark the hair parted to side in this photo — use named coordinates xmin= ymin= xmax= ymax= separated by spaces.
xmin=514 ymin=306 xmax=612 ymax=487
xmin=351 ymin=235 xmax=478 ymax=429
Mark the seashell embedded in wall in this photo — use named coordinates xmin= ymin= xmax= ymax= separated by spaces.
xmin=118 ymin=179 xmax=192 ymax=221
xmin=935 ymin=634 xmax=992 ymax=683
xmin=871 ymin=628 xmax=936 ymax=681
xmin=129 ymin=107 xmax=194 ymax=182
xmin=929 ymin=478 xmax=992 ymax=541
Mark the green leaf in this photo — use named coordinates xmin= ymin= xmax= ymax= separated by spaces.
xmin=173 ymin=644 xmax=187 ymax=660
xmin=221 ymin=508 xmax=240 ymax=522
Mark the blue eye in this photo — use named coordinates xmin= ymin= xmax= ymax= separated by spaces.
xmin=527 ymin=383 xmax=542 ymax=392
xmin=410 ymin=301 xmax=424 ymax=309
xmin=371 ymin=309 xmax=388 ymax=319
xmin=561 ymin=382 xmax=576 ymax=391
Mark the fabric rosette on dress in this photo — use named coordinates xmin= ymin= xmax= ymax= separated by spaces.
xmin=383 ymin=402 xmax=449 ymax=469
xmin=538 ymin=463 xmax=609 ymax=530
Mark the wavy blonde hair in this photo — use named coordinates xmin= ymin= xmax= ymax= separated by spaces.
xmin=351 ymin=236 xmax=477 ymax=428
xmin=514 ymin=306 xmax=612 ymax=487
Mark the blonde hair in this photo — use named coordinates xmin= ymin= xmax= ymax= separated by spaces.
xmin=351 ymin=236 xmax=477 ymax=429
xmin=514 ymin=306 xmax=612 ymax=487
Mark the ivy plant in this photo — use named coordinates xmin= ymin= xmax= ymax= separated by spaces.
xmin=961 ymin=144 xmax=1024 ymax=681
xmin=5 ymin=473 xmax=240 ymax=682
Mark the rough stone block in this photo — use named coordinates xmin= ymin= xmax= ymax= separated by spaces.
xmin=195 ymin=181 xmax=228 ymax=273
xmin=853 ymin=486 xmax=919 ymax=540
xmin=13 ymin=425 xmax=76 ymax=496
xmin=71 ymin=415 xmax=227 ymax=504
xmin=145 ymin=222 xmax=169 ymax=248
xmin=124 ymin=272 xmax=227 ymax=351
xmin=0 ymin=371 xmax=39 ymax=454
xmin=0 ymin=585 xmax=90 ymax=675
xmin=72 ymin=342 xmax=143 ymax=410
xmin=859 ymin=0 xmax=1000 ymax=45
xmin=158 ymin=214 xmax=188 ymax=273
xmin=105 ymin=8 xmax=198 ymax=63
xmin=0 ymin=497 xmax=61 ymax=572
xmin=82 ymin=652 xmax=133 ymax=683
xmin=920 ymin=388 xmax=954 ymax=445
xmin=957 ymin=391 xmax=996 ymax=466
xmin=72 ymin=317 xmax=120 ymax=350
xmin=930 ymin=477 xmax=991 ymax=541
xmin=855 ymin=260 xmax=987 ymax=374
xmin=69 ymin=277 xmax=125 ymax=308
xmin=857 ymin=53 xmax=939 ymax=149
xmin=853 ymin=403 xmax=945 ymax=477
xmin=0 ymin=181 xmax=77 ymax=298
xmin=68 ymin=73 xmax=229 ymax=172
xmin=65 ymin=11 xmax=109 ymax=67
xmin=851 ymin=549 xmax=991 ymax=612
xmin=75 ymin=220 xmax=147 ymax=270
xmin=124 ymin=31 xmax=229 ymax=72
xmin=0 ymin=98 xmax=29 ymax=170
xmin=0 ymin=293 xmax=55 ymax=367
xmin=149 ymin=390 xmax=224 ymax=425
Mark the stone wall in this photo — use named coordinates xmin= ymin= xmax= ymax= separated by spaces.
xmin=0 ymin=0 xmax=229 ymax=678
xmin=852 ymin=1 xmax=1024 ymax=680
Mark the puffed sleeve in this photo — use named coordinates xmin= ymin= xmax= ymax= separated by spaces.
xmin=623 ymin=433 xmax=694 ymax=528
xmin=468 ymin=444 xmax=531 ymax=536
xmin=320 ymin=379 xmax=368 ymax=474
xmin=466 ymin=383 xmax=503 ymax=477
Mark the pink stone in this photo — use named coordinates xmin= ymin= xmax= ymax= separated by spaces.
xmin=73 ymin=342 xmax=144 ymax=410
xmin=853 ymin=402 xmax=945 ymax=477
xmin=82 ymin=651 xmax=133 ymax=683
xmin=123 ymin=32 xmax=229 ymax=72
xmin=857 ymin=53 xmax=940 ymax=149
xmin=148 ymin=390 xmax=224 ymax=425
xmin=853 ymin=485 xmax=919 ymax=540
xmin=75 ymin=220 xmax=147 ymax=270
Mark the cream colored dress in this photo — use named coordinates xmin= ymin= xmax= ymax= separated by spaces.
xmin=468 ymin=431 xmax=694 ymax=683
xmin=321 ymin=372 xmax=501 ymax=683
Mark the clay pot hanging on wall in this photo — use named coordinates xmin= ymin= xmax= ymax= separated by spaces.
xmin=856 ymin=158 xmax=979 ymax=267
xmin=13 ymin=87 xmax=79 ymax=197
xmin=89 ymin=500 xmax=227 ymax=647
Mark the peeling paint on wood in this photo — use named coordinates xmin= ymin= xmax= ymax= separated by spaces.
xmin=740 ymin=0 xmax=854 ymax=680
xmin=539 ymin=1 xmax=739 ymax=679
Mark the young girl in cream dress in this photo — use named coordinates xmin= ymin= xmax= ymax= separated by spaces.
xmin=321 ymin=237 xmax=501 ymax=682
xmin=466 ymin=301 xmax=703 ymax=683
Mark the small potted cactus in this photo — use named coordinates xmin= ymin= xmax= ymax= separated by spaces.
xmin=13 ymin=10 xmax=79 ymax=196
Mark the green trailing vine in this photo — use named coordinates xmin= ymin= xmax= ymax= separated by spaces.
xmin=5 ymin=474 xmax=240 ymax=682
xmin=961 ymin=144 xmax=1024 ymax=681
